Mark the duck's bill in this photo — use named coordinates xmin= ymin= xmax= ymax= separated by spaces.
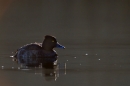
xmin=56 ymin=42 xmax=65 ymax=49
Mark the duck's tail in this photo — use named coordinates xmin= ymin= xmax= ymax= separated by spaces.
xmin=10 ymin=51 xmax=17 ymax=57
xmin=10 ymin=50 xmax=18 ymax=62
xmin=10 ymin=55 xmax=14 ymax=58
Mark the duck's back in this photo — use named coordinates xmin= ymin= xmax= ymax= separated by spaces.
xmin=19 ymin=43 xmax=42 ymax=50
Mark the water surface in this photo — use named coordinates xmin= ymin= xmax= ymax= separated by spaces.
xmin=0 ymin=43 xmax=130 ymax=86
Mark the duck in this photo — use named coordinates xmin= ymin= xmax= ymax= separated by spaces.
xmin=12 ymin=35 xmax=65 ymax=67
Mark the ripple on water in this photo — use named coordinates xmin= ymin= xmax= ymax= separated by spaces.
xmin=85 ymin=53 xmax=88 ymax=55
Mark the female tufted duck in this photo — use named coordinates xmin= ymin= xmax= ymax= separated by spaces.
xmin=12 ymin=35 xmax=65 ymax=67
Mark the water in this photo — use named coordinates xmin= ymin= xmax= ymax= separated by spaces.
xmin=0 ymin=0 xmax=130 ymax=86
xmin=0 ymin=43 xmax=130 ymax=86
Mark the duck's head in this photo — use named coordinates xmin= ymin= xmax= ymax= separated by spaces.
xmin=42 ymin=35 xmax=65 ymax=50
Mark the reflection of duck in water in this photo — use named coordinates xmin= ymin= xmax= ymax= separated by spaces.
xmin=12 ymin=35 xmax=65 ymax=68
xmin=43 ymin=65 xmax=60 ymax=81
xmin=34 ymin=63 xmax=66 ymax=81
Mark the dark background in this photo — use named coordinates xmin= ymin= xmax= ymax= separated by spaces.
xmin=0 ymin=0 xmax=130 ymax=49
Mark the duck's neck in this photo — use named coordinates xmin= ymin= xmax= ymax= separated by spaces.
xmin=42 ymin=44 xmax=53 ymax=52
xmin=42 ymin=47 xmax=53 ymax=51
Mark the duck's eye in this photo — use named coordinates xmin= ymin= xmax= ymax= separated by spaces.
xmin=52 ymin=40 xmax=54 ymax=42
